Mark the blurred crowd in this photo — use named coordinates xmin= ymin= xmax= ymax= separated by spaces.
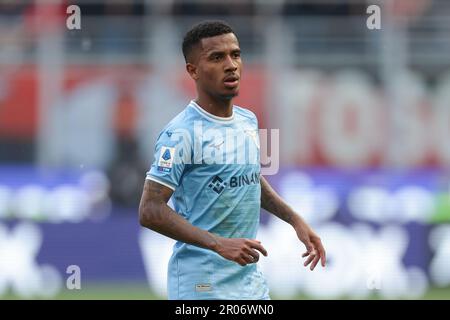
xmin=0 ymin=1 xmax=366 ymax=17
xmin=0 ymin=0 xmax=444 ymax=210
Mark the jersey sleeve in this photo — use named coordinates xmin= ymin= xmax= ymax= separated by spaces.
xmin=146 ymin=128 xmax=192 ymax=190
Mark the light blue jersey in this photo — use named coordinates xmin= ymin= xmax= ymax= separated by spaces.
xmin=146 ymin=100 xmax=270 ymax=300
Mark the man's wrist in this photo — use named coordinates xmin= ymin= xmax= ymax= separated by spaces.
xmin=289 ymin=213 xmax=304 ymax=229
xmin=206 ymin=232 xmax=221 ymax=252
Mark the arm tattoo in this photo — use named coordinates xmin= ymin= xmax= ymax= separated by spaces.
xmin=139 ymin=180 xmax=219 ymax=251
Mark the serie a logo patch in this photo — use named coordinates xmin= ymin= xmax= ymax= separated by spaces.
xmin=157 ymin=146 xmax=175 ymax=172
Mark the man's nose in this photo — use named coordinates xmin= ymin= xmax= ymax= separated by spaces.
xmin=224 ymin=55 xmax=238 ymax=72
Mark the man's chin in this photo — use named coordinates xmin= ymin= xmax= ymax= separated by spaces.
xmin=220 ymin=90 xmax=239 ymax=100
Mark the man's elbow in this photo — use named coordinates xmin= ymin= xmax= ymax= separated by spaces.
xmin=139 ymin=201 xmax=162 ymax=229
xmin=139 ymin=209 xmax=150 ymax=228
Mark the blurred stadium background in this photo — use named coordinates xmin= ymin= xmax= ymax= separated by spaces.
xmin=1 ymin=0 xmax=450 ymax=300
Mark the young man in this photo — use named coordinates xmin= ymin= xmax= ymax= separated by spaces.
xmin=139 ymin=21 xmax=326 ymax=300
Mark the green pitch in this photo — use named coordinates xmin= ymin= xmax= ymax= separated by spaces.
xmin=3 ymin=283 xmax=450 ymax=300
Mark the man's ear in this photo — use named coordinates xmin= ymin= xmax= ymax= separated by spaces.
xmin=186 ymin=63 xmax=199 ymax=81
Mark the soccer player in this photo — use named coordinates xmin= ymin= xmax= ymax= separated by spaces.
xmin=139 ymin=20 xmax=326 ymax=300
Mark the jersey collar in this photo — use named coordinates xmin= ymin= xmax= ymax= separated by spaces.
xmin=189 ymin=100 xmax=235 ymax=123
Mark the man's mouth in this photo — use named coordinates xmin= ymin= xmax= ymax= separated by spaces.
xmin=223 ymin=75 xmax=239 ymax=88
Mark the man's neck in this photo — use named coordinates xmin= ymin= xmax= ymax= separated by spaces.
xmin=195 ymin=95 xmax=233 ymax=118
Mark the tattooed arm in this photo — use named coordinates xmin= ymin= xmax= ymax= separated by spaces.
xmin=260 ymin=175 xmax=326 ymax=270
xmin=138 ymin=180 xmax=267 ymax=266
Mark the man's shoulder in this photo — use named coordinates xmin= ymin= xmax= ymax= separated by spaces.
xmin=163 ymin=104 xmax=198 ymax=132
xmin=233 ymin=105 xmax=258 ymax=123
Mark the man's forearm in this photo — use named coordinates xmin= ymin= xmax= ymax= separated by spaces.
xmin=139 ymin=183 xmax=219 ymax=252
xmin=260 ymin=175 xmax=301 ymax=226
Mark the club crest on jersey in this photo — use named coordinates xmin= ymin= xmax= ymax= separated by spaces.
xmin=158 ymin=146 xmax=175 ymax=172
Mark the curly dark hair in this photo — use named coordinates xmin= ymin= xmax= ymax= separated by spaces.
xmin=182 ymin=20 xmax=235 ymax=63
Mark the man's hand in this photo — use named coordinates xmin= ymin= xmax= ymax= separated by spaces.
xmin=260 ymin=175 xmax=326 ymax=271
xmin=213 ymin=237 xmax=268 ymax=267
xmin=294 ymin=221 xmax=326 ymax=271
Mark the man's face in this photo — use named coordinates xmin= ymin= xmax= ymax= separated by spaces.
xmin=189 ymin=33 xmax=242 ymax=100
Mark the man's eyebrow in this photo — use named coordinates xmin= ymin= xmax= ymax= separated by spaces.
xmin=206 ymin=48 xmax=241 ymax=56
xmin=206 ymin=50 xmax=225 ymax=56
